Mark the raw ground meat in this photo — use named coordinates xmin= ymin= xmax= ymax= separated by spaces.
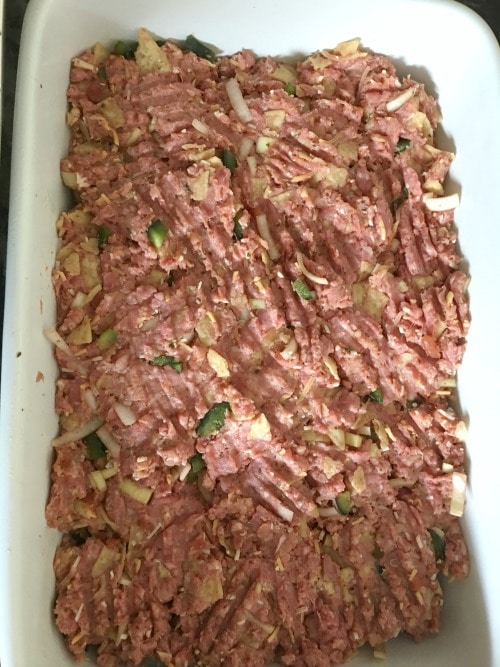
xmin=46 ymin=31 xmax=470 ymax=667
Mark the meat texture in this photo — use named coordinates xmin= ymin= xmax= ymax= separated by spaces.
xmin=47 ymin=32 xmax=470 ymax=667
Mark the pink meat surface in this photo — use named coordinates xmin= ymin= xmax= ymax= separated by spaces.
xmin=47 ymin=32 xmax=469 ymax=667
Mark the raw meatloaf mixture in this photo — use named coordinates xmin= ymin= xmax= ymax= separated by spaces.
xmin=46 ymin=30 xmax=470 ymax=667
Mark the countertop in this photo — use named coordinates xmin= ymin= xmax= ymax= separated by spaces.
xmin=0 ymin=0 xmax=499 ymax=356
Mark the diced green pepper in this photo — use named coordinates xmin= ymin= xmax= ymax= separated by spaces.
xmin=97 ymin=66 xmax=107 ymax=81
xmin=233 ymin=210 xmax=244 ymax=241
xmin=114 ymin=40 xmax=138 ymax=59
xmin=97 ymin=328 xmax=117 ymax=350
xmin=335 ymin=491 xmax=352 ymax=515
xmin=196 ymin=401 xmax=231 ymax=437
xmin=292 ymin=278 xmax=313 ymax=301
xmin=148 ymin=354 xmax=183 ymax=373
xmin=368 ymin=387 xmax=384 ymax=403
xmin=222 ymin=149 xmax=238 ymax=175
xmin=83 ymin=432 xmax=107 ymax=460
xmin=186 ymin=452 xmax=206 ymax=483
xmin=96 ymin=224 xmax=111 ymax=251
xmin=429 ymin=527 xmax=446 ymax=561
xmin=147 ymin=219 xmax=168 ymax=250
xmin=183 ymin=34 xmax=217 ymax=63
xmin=395 ymin=137 xmax=411 ymax=154
xmin=284 ymin=82 xmax=297 ymax=96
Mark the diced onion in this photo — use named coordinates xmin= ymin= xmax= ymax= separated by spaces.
xmin=140 ymin=315 xmax=160 ymax=332
xmin=450 ymin=471 xmax=467 ymax=517
xmin=256 ymin=136 xmax=276 ymax=154
xmin=317 ymin=506 xmax=339 ymax=517
xmin=52 ymin=415 xmax=105 ymax=447
xmin=373 ymin=644 xmax=387 ymax=660
xmin=328 ymin=427 xmax=346 ymax=450
xmin=280 ymin=336 xmax=298 ymax=360
xmin=44 ymin=326 xmax=72 ymax=354
xmin=206 ymin=348 xmax=230 ymax=378
xmin=256 ymin=213 xmax=279 ymax=261
xmin=302 ymin=429 xmax=330 ymax=443
xmin=225 ymin=78 xmax=253 ymax=124
xmin=239 ymin=136 xmax=254 ymax=160
xmin=119 ymin=478 xmax=153 ymax=505
xmin=91 ymin=545 xmax=118 ymax=578
xmin=246 ymin=155 xmax=257 ymax=176
xmin=423 ymin=192 xmax=460 ymax=212
xmin=95 ymin=426 xmax=121 ymax=457
xmin=114 ymin=402 xmax=137 ymax=426
xmin=323 ymin=356 xmax=340 ymax=381
xmin=192 ymin=118 xmax=209 ymax=134
xmin=248 ymin=413 xmax=272 ymax=441
xmin=179 ymin=461 xmax=192 ymax=482
xmin=351 ymin=466 xmax=366 ymax=493
xmin=454 ymin=420 xmax=468 ymax=442
xmin=386 ymin=86 xmax=417 ymax=112
xmin=296 ymin=252 xmax=328 ymax=285
xmin=89 ymin=470 xmax=107 ymax=492
xmin=244 ymin=610 xmax=275 ymax=635
xmin=72 ymin=57 xmax=95 ymax=72
xmin=98 ymin=507 xmax=120 ymax=533
xmin=249 ymin=298 xmax=266 ymax=310
xmin=345 ymin=432 xmax=363 ymax=449
xmin=71 ymin=292 xmax=87 ymax=308
xmin=101 ymin=466 xmax=118 ymax=480
xmin=276 ymin=504 xmax=294 ymax=523
xmin=43 ymin=326 xmax=88 ymax=376
xmin=84 ymin=388 xmax=97 ymax=412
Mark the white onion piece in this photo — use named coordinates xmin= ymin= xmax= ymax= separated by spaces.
xmin=44 ymin=326 xmax=88 ymax=376
xmin=255 ymin=213 xmax=279 ymax=261
xmin=281 ymin=336 xmax=298 ymax=360
xmin=450 ymin=471 xmax=467 ymax=517
xmin=71 ymin=292 xmax=87 ymax=309
xmin=192 ymin=118 xmax=209 ymax=134
xmin=317 ymin=506 xmax=339 ymax=517
xmin=386 ymin=86 xmax=416 ymax=112
xmin=44 ymin=326 xmax=72 ymax=353
xmin=225 ymin=77 xmax=253 ymax=124
xmin=95 ymin=426 xmax=121 ymax=457
xmin=246 ymin=155 xmax=257 ymax=176
xmin=140 ymin=315 xmax=160 ymax=332
xmin=249 ymin=298 xmax=266 ymax=310
xmin=84 ymin=388 xmax=97 ymax=412
xmin=423 ymin=192 xmax=460 ymax=212
xmin=296 ymin=252 xmax=328 ymax=285
xmin=239 ymin=136 xmax=254 ymax=160
xmin=52 ymin=415 xmax=105 ymax=447
xmin=114 ymin=402 xmax=137 ymax=426
xmin=178 ymin=462 xmax=192 ymax=482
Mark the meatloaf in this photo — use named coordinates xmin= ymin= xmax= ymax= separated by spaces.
xmin=46 ymin=29 xmax=470 ymax=667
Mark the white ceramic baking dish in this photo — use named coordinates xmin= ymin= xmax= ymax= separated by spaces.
xmin=1 ymin=0 xmax=499 ymax=665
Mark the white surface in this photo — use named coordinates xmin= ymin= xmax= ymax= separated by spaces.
xmin=1 ymin=0 xmax=499 ymax=665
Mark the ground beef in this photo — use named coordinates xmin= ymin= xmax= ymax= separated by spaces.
xmin=46 ymin=30 xmax=470 ymax=667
